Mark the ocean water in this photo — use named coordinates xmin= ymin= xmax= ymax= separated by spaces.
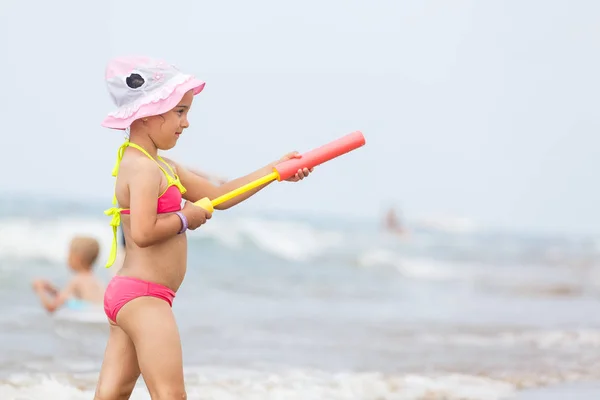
xmin=1 ymin=196 xmax=600 ymax=399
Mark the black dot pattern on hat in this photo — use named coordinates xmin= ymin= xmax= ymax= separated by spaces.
xmin=126 ymin=73 xmax=145 ymax=89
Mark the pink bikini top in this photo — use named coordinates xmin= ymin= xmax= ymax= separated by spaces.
xmin=120 ymin=185 xmax=183 ymax=215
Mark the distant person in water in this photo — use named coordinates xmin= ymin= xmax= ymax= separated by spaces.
xmin=32 ymin=236 xmax=104 ymax=312
xmin=385 ymin=207 xmax=408 ymax=236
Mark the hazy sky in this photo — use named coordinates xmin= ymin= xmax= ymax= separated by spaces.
xmin=1 ymin=0 xmax=599 ymax=235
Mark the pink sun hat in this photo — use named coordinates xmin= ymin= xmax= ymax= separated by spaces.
xmin=101 ymin=56 xmax=206 ymax=130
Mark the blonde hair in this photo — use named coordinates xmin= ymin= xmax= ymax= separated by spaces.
xmin=70 ymin=236 xmax=100 ymax=267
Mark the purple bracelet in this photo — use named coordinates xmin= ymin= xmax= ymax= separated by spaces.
xmin=175 ymin=211 xmax=188 ymax=234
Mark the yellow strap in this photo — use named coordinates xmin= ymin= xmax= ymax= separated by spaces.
xmin=156 ymin=154 xmax=176 ymax=176
xmin=156 ymin=154 xmax=187 ymax=195
xmin=103 ymin=206 xmax=122 ymax=268
xmin=111 ymin=140 xmax=130 ymax=204
xmin=105 ymin=141 xmax=129 ymax=267
xmin=105 ymin=140 xmax=134 ymax=267
xmin=128 ymin=143 xmax=173 ymax=181
xmin=174 ymin=179 xmax=187 ymax=195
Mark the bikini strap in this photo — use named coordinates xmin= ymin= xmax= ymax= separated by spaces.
xmin=156 ymin=154 xmax=187 ymax=195
xmin=104 ymin=206 xmax=122 ymax=268
xmin=126 ymin=143 xmax=187 ymax=194
xmin=110 ymin=140 xmax=130 ymax=205
xmin=105 ymin=140 xmax=135 ymax=268
xmin=104 ymin=140 xmax=130 ymax=268
xmin=126 ymin=142 xmax=172 ymax=180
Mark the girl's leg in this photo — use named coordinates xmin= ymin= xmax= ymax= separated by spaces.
xmin=117 ymin=296 xmax=186 ymax=399
xmin=94 ymin=323 xmax=141 ymax=400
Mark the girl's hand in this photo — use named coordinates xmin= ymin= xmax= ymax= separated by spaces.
xmin=275 ymin=152 xmax=314 ymax=182
xmin=181 ymin=201 xmax=212 ymax=230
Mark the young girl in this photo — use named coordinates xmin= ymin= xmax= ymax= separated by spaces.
xmin=94 ymin=56 xmax=312 ymax=399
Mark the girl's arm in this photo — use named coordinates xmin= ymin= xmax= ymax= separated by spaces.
xmin=164 ymin=153 xmax=309 ymax=211
xmin=127 ymin=157 xmax=190 ymax=247
xmin=175 ymin=161 xmax=274 ymax=210
xmin=188 ymin=168 xmax=228 ymax=185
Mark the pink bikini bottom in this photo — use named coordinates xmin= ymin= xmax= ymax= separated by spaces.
xmin=104 ymin=276 xmax=176 ymax=323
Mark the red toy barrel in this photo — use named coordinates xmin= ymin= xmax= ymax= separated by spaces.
xmin=274 ymin=131 xmax=366 ymax=181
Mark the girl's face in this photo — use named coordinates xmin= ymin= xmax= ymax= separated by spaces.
xmin=147 ymin=89 xmax=194 ymax=150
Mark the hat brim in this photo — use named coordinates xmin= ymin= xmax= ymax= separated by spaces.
xmin=101 ymin=78 xmax=205 ymax=130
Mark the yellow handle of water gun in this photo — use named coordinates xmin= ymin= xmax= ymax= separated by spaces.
xmin=194 ymin=197 xmax=214 ymax=213
xmin=193 ymin=171 xmax=280 ymax=213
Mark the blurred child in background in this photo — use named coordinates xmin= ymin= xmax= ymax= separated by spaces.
xmin=32 ymin=235 xmax=104 ymax=312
